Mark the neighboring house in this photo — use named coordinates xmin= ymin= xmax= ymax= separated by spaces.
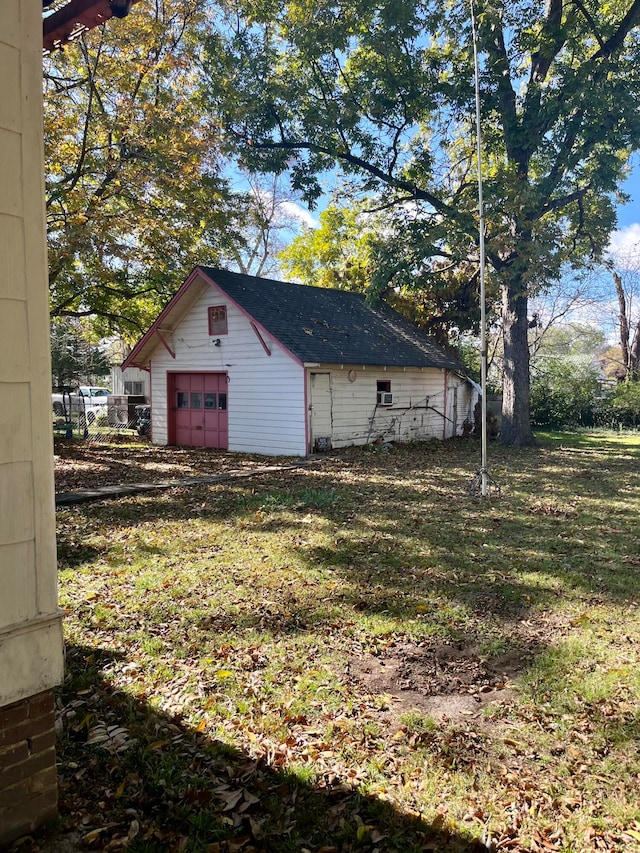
xmin=531 ymin=352 xmax=613 ymax=390
xmin=110 ymin=365 xmax=149 ymax=398
xmin=123 ymin=267 xmax=479 ymax=456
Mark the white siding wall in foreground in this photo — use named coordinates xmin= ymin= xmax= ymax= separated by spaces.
xmin=0 ymin=0 xmax=63 ymax=705
xmin=150 ymin=280 xmax=306 ymax=455
xmin=309 ymin=365 xmax=469 ymax=449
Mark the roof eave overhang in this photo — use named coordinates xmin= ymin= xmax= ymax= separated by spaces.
xmin=43 ymin=0 xmax=139 ymax=54
xmin=122 ymin=266 xmax=306 ymax=372
xmin=304 ymin=361 xmax=462 ymax=371
xmin=121 ymin=266 xmax=204 ymax=370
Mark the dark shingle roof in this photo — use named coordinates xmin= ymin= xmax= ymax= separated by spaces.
xmin=200 ymin=267 xmax=463 ymax=371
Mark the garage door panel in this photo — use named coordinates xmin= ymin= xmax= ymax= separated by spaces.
xmin=171 ymin=372 xmax=228 ymax=449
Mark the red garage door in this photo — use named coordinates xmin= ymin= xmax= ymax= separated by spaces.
xmin=172 ymin=373 xmax=228 ymax=449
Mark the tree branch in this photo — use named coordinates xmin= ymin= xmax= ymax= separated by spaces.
xmin=62 ymin=32 xmax=104 ymax=200
xmin=483 ymin=11 xmax=520 ymax=169
xmin=52 ymin=307 xmax=145 ymax=332
xmin=529 ymin=0 xmax=565 ymax=85
xmin=363 ymin=194 xmax=420 ymax=213
xmin=571 ymin=0 xmax=606 ymax=50
xmin=532 ymin=184 xmax=591 ymax=220
xmin=240 ymin=134 xmax=477 ymax=236
xmin=591 ymin=0 xmax=640 ymax=59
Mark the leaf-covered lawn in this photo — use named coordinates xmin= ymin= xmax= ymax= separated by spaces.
xmin=41 ymin=434 xmax=640 ymax=851
xmin=54 ymin=439 xmax=285 ymax=494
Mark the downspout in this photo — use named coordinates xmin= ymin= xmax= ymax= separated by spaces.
xmin=304 ymin=368 xmax=310 ymax=453
xmin=442 ymin=371 xmax=449 ymax=440
xmin=148 ymin=365 xmax=153 ymax=444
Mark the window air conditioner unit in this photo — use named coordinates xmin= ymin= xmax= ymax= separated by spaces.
xmin=377 ymin=392 xmax=393 ymax=406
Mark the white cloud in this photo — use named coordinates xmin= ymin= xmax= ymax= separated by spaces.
xmin=278 ymin=201 xmax=319 ymax=229
xmin=607 ymin=223 xmax=640 ymax=264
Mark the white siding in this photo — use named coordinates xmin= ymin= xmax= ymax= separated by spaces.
xmin=449 ymin=377 xmax=480 ymax=436
xmin=308 ymin=365 xmax=463 ymax=449
xmin=111 ymin=366 xmax=149 ymax=398
xmin=149 ymin=280 xmax=307 ymax=455
xmin=0 ymin=0 xmax=64 ymax=705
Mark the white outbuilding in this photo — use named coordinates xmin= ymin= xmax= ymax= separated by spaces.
xmin=123 ymin=267 xmax=479 ymax=456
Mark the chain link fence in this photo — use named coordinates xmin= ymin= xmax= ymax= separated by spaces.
xmin=52 ymin=398 xmax=150 ymax=444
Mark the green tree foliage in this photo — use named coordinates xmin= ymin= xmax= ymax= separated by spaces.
xmin=50 ymin=320 xmax=111 ymax=388
xmin=605 ymin=380 xmax=640 ymax=427
xmin=530 ymin=322 xmax=607 ymax=427
xmin=279 ymin=205 xmax=374 ymax=291
xmin=203 ymin=0 xmax=640 ymax=445
xmin=530 ymin=356 xmax=601 ymax=428
xmin=533 ymin=324 xmax=606 ymax=358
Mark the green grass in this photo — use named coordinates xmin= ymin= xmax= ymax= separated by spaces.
xmin=47 ymin=434 xmax=640 ymax=852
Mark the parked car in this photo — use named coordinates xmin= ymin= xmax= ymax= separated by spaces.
xmin=52 ymin=386 xmax=111 ymax=424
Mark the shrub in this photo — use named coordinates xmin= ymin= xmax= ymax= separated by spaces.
xmin=600 ymin=381 xmax=640 ymax=428
xmin=530 ymin=357 xmax=601 ymax=428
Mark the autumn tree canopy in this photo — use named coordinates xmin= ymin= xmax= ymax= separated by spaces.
xmin=43 ymin=0 xmax=302 ymax=340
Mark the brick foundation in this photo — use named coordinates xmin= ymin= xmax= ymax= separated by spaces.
xmin=0 ymin=690 xmax=58 ymax=845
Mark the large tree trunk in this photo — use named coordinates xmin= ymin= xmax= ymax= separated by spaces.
xmin=613 ymin=271 xmax=640 ymax=381
xmin=630 ymin=321 xmax=640 ymax=381
xmin=613 ymin=272 xmax=631 ymax=377
xmin=500 ymin=280 xmax=536 ymax=446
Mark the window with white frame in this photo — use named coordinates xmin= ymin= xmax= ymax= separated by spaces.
xmin=124 ymin=380 xmax=144 ymax=396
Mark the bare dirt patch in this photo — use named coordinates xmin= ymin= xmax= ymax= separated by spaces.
xmin=347 ymin=640 xmax=528 ymax=722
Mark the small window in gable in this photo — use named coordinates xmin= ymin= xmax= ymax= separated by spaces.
xmin=208 ymin=305 xmax=228 ymax=335
xmin=376 ymin=379 xmax=393 ymax=406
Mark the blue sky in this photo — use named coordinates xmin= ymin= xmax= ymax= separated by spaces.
xmin=283 ymin=151 xmax=640 ymax=264
xmin=608 ymin=157 xmax=640 ymax=266
xmin=616 ymin=157 xmax=639 ymax=230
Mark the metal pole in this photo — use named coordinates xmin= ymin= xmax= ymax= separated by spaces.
xmin=470 ymin=0 xmax=489 ymax=496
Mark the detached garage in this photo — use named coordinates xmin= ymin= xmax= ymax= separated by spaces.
xmin=123 ymin=267 xmax=478 ymax=456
